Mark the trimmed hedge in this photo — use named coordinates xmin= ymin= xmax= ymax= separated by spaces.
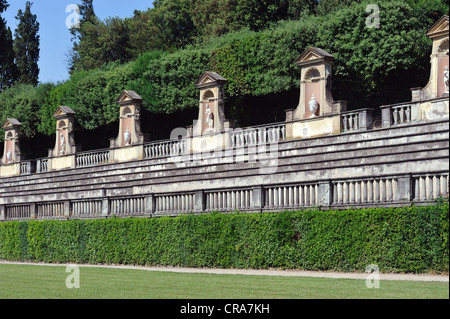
xmin=0 ymin=200 xmax=448 ymax=273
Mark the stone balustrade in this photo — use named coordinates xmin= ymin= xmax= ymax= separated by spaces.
xmin=392 ymin=104 xmax=411 ymax=126
xmin=229 ymin=123 xmax=286 ymax=148
xmin=76 ymin=149 xmax=111 ymax=168
xmin=341 ymin=108 xmax=374 ymax=133
xmin=36 ymin=202 xmax=65 ymax=219
xmin=205 ymin=189 xmax=253 ymax=211
xmin=342 ymin=112 xmax=359 ymax=132
xmin=144 ymin=139 xmax=187 ymax=159
xmin=36 ymin=158 xmax=49 ymax=173
xmin=2 ymin=172 xmax=448 ymax=221
xmin=413 ymin=173 xmax=449 ymax=201
xmin=109 ymin=197 xmax=146 ymax=217
xmin=155 ymin=193 xmax=195 ymax=215
xmin=265 ymin=184 xmax=320 ymax=208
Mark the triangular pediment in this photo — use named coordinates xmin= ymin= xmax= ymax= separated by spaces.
xmin=195 ymin=71 xmax=227 ymax=88
xmin=52 ymin=106 xmax=75 ymax=118
xmin=427 ymin=15 xmax=449 ymax=39
xmin=115 ymin=90 xmax=143 ymax=103
xmin=294 ymin=47 xmax=334 ymax=65
xmin=2 ymin=118 xmax=21 ymax=129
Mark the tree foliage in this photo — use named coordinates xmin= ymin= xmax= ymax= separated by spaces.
xmin=0 ymin=83 xmax=52 ymax=141
xmin=13 ymin=1 xmax=40 ymax=86
xmin=0 ymin=0 xmax=448 ymax=150
xmin=0 ymin=0 xmax=18 ymax=91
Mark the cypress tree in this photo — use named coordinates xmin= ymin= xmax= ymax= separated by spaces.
xmin=0 ymin=0 xmax=18 ymax=91
xmin=0 ymin=0 xmax=8 ymax=12
xmin=13 ymin=1 xmax=40 ymax=86
xmin=68 ymin=0 xmax=97 ymax=72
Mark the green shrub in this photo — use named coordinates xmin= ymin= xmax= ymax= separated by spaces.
xmin=0 ymin=201 xmax=448 ymax=273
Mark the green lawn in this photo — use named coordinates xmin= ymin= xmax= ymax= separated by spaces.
xmin=0 ymin=264 xmax=448 ymax=299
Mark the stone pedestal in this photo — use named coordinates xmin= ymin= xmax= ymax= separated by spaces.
xmin=0 ymin=118 xmax=23 ymax=177
xmin=191 ymin=72 xmax=234 ymax=153
xmin=49 ymin=106 xmax=77 ymax=171
xmin=110 ymin=90 xmax=148 ymax=162
xmin=417 ymin=15 xmax=449 ymax=100
xmin=287 ymin=47 xmax=346 ymax=139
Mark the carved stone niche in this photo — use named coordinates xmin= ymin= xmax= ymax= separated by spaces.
xmin=50 ymin=106 xmax=77 ymax=157
xmin=414 ymin=15 xmax=449 ymax=100
xmin=111 ymin=90 xmax=147 ymax=148
xmin=291 ymin=47 xmax=347 ymax=120
xmin=192 ymin=71 xmax=233 ymax=136
xmin=1 ymin=118 xmax=22 ymax=165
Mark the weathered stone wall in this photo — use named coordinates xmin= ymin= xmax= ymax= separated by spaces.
xmin=0 ymin=117 xmax=448 ymax=220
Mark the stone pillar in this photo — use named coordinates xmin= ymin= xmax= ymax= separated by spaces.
xmin=111 ymin=90 xmax=148 ymax=162
xmin=292 ymin=47 xmax=346 ymax=120
xmin=191 ymin=72 xmax=234 ymax=153
xmin=358 ymin=108 xmax=374 ymax=131
xmin=418 ymin=16 xmax=449 ymax=100
xmin=251 ymin=186 xmax=264 ymax=211
xmin=287 ymin=47 xmax=346 ymax=139
xmin=64 ymin=200 xmax=71 ymax=218
xmin=397 ymin=175 xmax=413 ymax=202
xmin=100 ymin=197 xmax=109 ymax=217
xmin=0 ymin=118 xmax=23 ymax=177
xmin=194 ymin=190 xmax=205 ymax=212
xmin=317 ymin=181 xmax=333 ymax=207
xmin=0 ymin=205 xmax=5 ymax=220
xmin=30 ymin=203 xmax=37 ymax=219
xmin=49 ymin=106 xmax=77 ymax=171
xmin=380 ymin=105 xmax=392 ymax=128
xmin=145 ymin=195 xmax=155 ymax=216
xmin=284 ymin=109 xmax=294 ymax=140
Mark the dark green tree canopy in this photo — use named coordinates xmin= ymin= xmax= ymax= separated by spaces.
xmin=14 ymin=1 xmax=40 ymax=86
xmin=0 ymin=0 xmax=18 ymax=91
xmin=0 ymin=0 xmax=8 ymax=13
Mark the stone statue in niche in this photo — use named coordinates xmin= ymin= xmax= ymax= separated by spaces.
xmin=205 ymin=104 xmax=214 ymax=130
xmin=59 ymin=132 xmax=65 ymax=155
xmin=309 ymin=94 xmax=319 ymax=117
xmin=6 ymin=148 xmax=12 ymax=164
xmin=124 ymin=128 xmax=131 ymax=146
xmin=444 ymin=66 xmax=449 ymax=93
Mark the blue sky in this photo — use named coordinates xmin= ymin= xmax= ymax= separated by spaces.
xmin=3 ymin=0 xmax=153 ymax=84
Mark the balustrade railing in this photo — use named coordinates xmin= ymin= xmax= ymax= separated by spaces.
xmin=392 ymin=105 xmax=411 ymax=125
xmin=37 ymin=202 xmax=64 ymax=218
xmin=5 ymin=204 xmax=31 ymax=220
xmin=20 ymin=161 xmax=33 ymax=175
xmin=333 ymin=177 xmax=399 ymax=205
xmin=342 ymin=112 xmax=359 ymax=132
xmin=72 ymin=200 xmax=103 ymax=217
xmin=110 ymin=197 xmax=146 ymax=216
xmin=413 ymin=173 xmax=449 ymax=201
xmin=265 ymin=184 xmax=319 ymax=208
xmin=205 ymin=189 xmax=253 ymax=211
xmin=36 ymin=158 xmax=49 ymax=173
xmin=76 ymin=149 xmax=110 ymax=168
xmin=230 ymin=124 xmax=286 ymax=148
xmin=155 ymin=193 xmax=195 ymax=214
xmin=144 ymin=139 xmax=187 ymax=159
xmin=2 ymin=172 xmax=448 ymax=221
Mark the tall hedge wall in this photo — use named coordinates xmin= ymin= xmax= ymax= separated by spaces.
xmin=0 ymin=201 xmax=448 ymax=273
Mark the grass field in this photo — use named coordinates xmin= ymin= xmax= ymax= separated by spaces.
xmin=0 ymin=263 xmax=448 ymax=299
